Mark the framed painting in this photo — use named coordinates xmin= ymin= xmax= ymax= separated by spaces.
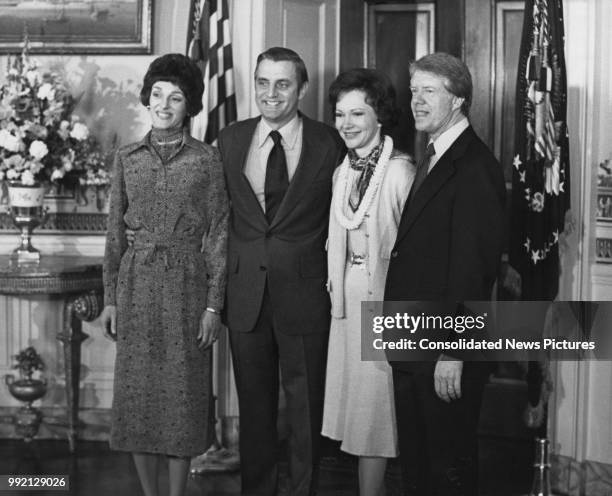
xmin=0 ymin=0 xmax=152 ymax=54
xmin=597 ymin=187 xmax=612 ymax=223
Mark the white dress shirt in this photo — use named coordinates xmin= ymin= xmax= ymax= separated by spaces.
xmin=427 ymin=117 xmax=470 ymax=173
xmin=243 ymin=114 xmax=303 ymax=212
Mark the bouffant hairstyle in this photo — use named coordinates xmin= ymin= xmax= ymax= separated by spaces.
xmin=410 ymin=52 xmax=473 ymax=116
xmin=140 ymin=54 xmax=204 ymax=117
xmin=255 ymin=47 xmax=309 ymax=91
xmin=328 ymin=68 xmax=399 ymax=131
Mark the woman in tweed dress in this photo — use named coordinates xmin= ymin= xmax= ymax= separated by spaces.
xmin=100 ymin=54 xmax=229 ymax=496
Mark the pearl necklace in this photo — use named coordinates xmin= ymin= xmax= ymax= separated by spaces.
xmin=333 ymin=135 xmax=393 ymax=231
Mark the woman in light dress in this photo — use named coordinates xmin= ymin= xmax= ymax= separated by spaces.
xmin=322 ymin=68 xmax=415 ymax=496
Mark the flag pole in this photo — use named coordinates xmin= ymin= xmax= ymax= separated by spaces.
xmin=510 ymin=1 xmax=569 ymax=493
xmin=187 ymin=0 xmax=240 ymax=475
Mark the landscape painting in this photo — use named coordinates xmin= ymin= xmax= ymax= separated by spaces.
xmin=0 ymin=0 xmax=152 ymax=53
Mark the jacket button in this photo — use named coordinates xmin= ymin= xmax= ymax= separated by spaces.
xmin=391 ymin=251 xmax=398 ymax=258
xmin=259 ymin=265 xmax=267 ymax=271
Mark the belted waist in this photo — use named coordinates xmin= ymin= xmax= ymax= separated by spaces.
xmin=131 ymin=232 xmax=202 ymax=269
xmin=347 ymin=252 xmax=366 ymax=265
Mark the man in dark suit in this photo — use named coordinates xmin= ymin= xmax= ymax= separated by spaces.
xmin=217 ymin=47 xmax=344 ymax=496
xmin=384 ymin=53 xmax=506 ymax=496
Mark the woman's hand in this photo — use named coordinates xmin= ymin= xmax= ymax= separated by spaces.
xmin=100 ymin=305 xmax=117 ymax=341
xmin=197 ymin=309 xmax=222 ymax=349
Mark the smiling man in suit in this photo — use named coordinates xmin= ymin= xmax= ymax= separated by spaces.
xmin=384 ymin=53 xmax=506 ymax=496
xmin=217 ymin=47 xmax=344 ymax=496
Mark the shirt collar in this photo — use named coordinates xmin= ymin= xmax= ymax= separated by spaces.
xmin=429 ymin=117 xmax=469 ymax=159
xmin=256 ymin=113 xmax=302 ymax=150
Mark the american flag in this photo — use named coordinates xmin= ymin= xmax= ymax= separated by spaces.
xmin=187 ymin=0 xmax=237 ymax=145
xmin=509 ymin=0 xmax=569 ymax=301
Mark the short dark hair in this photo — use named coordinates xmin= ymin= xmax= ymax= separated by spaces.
xmin=328 ymin=68 xmax=399 ymax=131
xmin=410 ymin=52 xmax=472 ymax=116
xmin=255 ymin=47 xmax=309 ymax=90
xmin=140 ymin=53 xmax=204 ymax=117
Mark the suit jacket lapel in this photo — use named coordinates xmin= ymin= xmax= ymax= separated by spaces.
xmin=395 ymin=126 xmax=475 ymax=244
xmin=269 ymin=115 xmax=327 ymax=228
xmin=229 ymin=117 xmax=268 ymax=226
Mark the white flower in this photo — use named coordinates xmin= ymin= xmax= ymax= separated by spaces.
xmin=58 ymin=120 xmax=70 ymax=139
xmin=21 ymin=169 xmax=36 ymax=185
xmin=29 ymin=140 xmax=49 ymax=160
xmin=0 ymin=102 xmax=14 ymax=120
xmin=50 ymin=169 xmax=65 ymax=182
xmin=37 ymin=83 xmax=55 ymax=101
xmin=0 ymin=129 xmax=9 ymax=148
xmin=28 ymin=160 xmax=44 ymax=174
xmin=70 ymin=122 xmax=89 ymax=141
xmin=6 ymin=169 xmax=19 ymax=180
xmin=5 ymin=154 xmax=25 ymax=169
xmin=25 ymin=70 xmax=41 ymax=87
xmin=0 ymin=129 xmax=23 ymax=152
xmin=61 ymin=151 xmax=74 ymax=171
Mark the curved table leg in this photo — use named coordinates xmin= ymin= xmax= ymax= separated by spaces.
xmin=56 ymin=291 xmax=102 ymax=453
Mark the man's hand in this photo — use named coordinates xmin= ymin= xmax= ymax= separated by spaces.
xmin=126 ymin=228 xmax=136 ymax=246
xmin=197 ymin=310 xmax=222 ymax=349
xmin=434 ymin=354 xmax=463 ymax=402
xmin=100 ymin=305 xmax=117 ymax=341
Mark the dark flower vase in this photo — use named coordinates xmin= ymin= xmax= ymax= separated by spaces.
xmin=4 ymin=375 xmax=47 ymax=442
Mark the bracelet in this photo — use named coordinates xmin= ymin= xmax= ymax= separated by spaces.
xmin=206 ymin=307 xmax=220 ymax=314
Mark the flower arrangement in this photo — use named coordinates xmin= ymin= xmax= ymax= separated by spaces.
xmin=12 ymin=346 xmax=45 ymax=381
xmin=0 ymin=42 xmax=110 ymax=188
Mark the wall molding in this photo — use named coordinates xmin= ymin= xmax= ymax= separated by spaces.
xmin=0 ymin=213 xmax=107 ymax=233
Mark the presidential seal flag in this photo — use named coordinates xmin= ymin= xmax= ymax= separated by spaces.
xmin=187 ymin=0 xmax=237 ymax=145
xmin=510 ymin=0 xmax=570 ymax=300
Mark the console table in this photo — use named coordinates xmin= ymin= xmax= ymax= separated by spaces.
xmin=0 ymin=255 xmax=104 ymax=452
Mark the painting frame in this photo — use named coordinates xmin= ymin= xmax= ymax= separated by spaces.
xmin=597 ymin=187 xmax=612 ymax=223
xmin=0 ymin=0 xmax=152 ymax=54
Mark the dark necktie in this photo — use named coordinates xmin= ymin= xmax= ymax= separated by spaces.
xmin=264 ymin=130 xmax=289 ymax=223
xmin=407 ymin=142 xmax=435 ymax=203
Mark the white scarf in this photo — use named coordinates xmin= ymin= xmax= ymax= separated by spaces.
xmin=332 ymin=135 xmax=393 ymax=231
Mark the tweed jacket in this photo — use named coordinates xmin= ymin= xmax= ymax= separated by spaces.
xmin=327 ymin=149 xmax=415 ymax=318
